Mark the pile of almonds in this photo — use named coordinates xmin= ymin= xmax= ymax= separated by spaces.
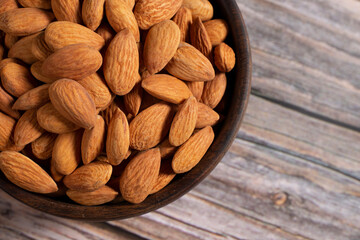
xmin=0 ymin=0 xmax=236 ymax=206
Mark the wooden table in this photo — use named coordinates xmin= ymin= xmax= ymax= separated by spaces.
xmin=1 ymin=0 xmax=360 ymax=239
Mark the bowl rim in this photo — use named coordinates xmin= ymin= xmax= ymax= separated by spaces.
xmin=0 ymin=0 xmax=252 ymax=221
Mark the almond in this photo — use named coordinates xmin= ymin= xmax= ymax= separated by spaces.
xmin=134 ymin=0 xmax=182 ymax=30
xmin=0 ymin=8 xmax=54 ymax=36
xmin=0 ymin=58 xmax=21 ymax=74
xmin=142 ymin=74 xmax=192 ymax=104
xmin=144 ymin=20 xmax=180 ymax=74
xmin=67 ymin=185 xmax=118 ymax=206
xmin=106 ymin=108 xmax=130 ymax=165
xmin=49 ymin=79 xmax=97 ymax=129
xmin=105 ymin=0 xmax=140 ymax=42
xmin=31 ymin=132 xmax=57 ymax=160
xmin=8 ymin=33 xmax=42 ymax=64
xmin=42 ymin=44 xmax=103 ymax=80
xmin=14 ymin=109 xmax=45 ymax=147
xmin=159 ymin=138 xmax=177 ymax=159
xmin=124 ymin=82 xmax=143 ymax=117
xmin=45 ymin=21 xmax=105 ymax=51
xmin=104 ymin=29 xmax=139 ymax=95
xmin=50 ymin=157 xmax=64 ymax=182
xmin=186 ymin=81 xmax=204 ymax=101
xmin=202 ymin=72 xmax=227 ymax=108
xmin=0 ymin=112 xmax=16 ymax=151
xmin=150 ymin=159 xmax=176 ymax=194
xmin=1 ymin=62 xmax=38 ymax=97
xmin=196 ymin=102 xmax=220 ymax=128
xmin=120 ymin=148 xmax=161 ymax=203
xmin=0 ymin=85 xmax=20 ymax=119
xmin=172 ymin=126 xmax=214 ymax=173
xmin=203 ymin=19 xmax=228 ymax=46
xmin=0 ymin=0 xmax=18 ymax=15
xmin=0 ymin=151 xmax=58 ymax=193
xmin=214 ymin=43 xmax=236 ymax=72
xmin=18 ymin=0 xmax=51 ymax=9
xmin=4 ymin=33 xmax=18 ymax=49
xmin=182 ymin=0 xmax=213 ymax=21
xmin=96 ymin=22 xmax=116 ymax=46
xmin=173 ymin=7 xmax=192 ymax=42
xmin=190 ymin=17 xmax=212 ymax=58
xmin=64 ymin=161 xmax=112 ymax=192
xmin=37 ymin=103 xmax=80 ymax=134
xmin=81 ymin=115 xmax=106 ymax=165
xmin=30 ymin=61 xmax=56 ymax=83
xmin=166 ymin=42 xmax=215 ymax=82
xmin=82 ymin=0 xmax=104 ymax=31
xmin=13 ymin=84 xmax=50 ymax=110
xmin=52 ymin=130 xmax=82 ymax=175
xmin=31 ymin=31 xmax=52 ymax=61
xmin=51 ymin=0 xmax=82 ymax=23
xmin=169 ymin=96 xmax=198 ymax=146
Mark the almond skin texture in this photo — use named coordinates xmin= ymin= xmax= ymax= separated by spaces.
xmin=52 ymin=130 xmax=82 ymax=175
xmin=31 ymin=132 xmax=57 ymax=160
xmin=120 ymin=148 xmax=161 ymax=204
xmin=190 ymin=17 xmax=212 ymax=58
xmin=202 ymin=72 xmax=227 ymax=109
xmin=0 ymin=151 xmax=58 ymax=193
xmin=0 ymin=8 xmax=54 ymax=36
xmin=182 ymin=0 xmax=213 ymax=21
xmin=31 ymin=32 xmax=52 ymax=61
xmin=144 ymin=20 xmax=181 ymax=74
xmin=67 ymin=185 xmax=118 ymax=206
xmin=214 ymin=43 xmax=236 ymax=72
xmin=0 ymin=85 xmax=20 ymax=119
xmin=63 ymin=161 xmax=112 ymax=192
xmin=169 ymin=96 xmax=198 ymax=146
xmin=81 ymin=115 xmax=106 ymax=165
xmin=196 ymin=102 xmax=220 ymax=128
xmin=8 ymin=33 xmax=39 ymax=64
xmin=0 ymin=58 xmax=22 ymax=74
xmin=186 ymin=81 xmax=204 ymax=101
xmin=130 ymin=102 xmax=174 ymax=151
xmin=124 ymin=82 xmax=143 ymax=116
xmin=31 ymin=61 xmax=56 ymax=83
xmin=173 ymin=7 xmax=192 ymax=42
xmin=45 ymin=21 xmax=105 ymax=51
xmin=13 ymin=84 xmax=50 ymax=110
xmin=159 ymin=138 xmax=177 ymax=159
xmin=134 ymin=0 xmax=183 ymax=30
xmin=104 ymin=29 xmax=139 ymax=96
xmin=18 ymin=0 xmax=51 ymax=9
xmin=49 ymin=79 xmax=97 ymax=129
xmin=1 ymin=63 xmax=38 ymax=97
xmin=51 ymin=0 xmax=82 ymax=23
xmin=105 ymin=0 xmax=140 ymax=42
xmin=142 ymin=74 xmax=192 ymax=104
xmin=150 ymin=159 xmax=176 ymax=194
xmin=166 ymin=42 xmax=215 ymax=82
xmin=37 ymin=103 xmax=80 ymax=134
xmin=82 ymin=0 xmax=104 ymax=31
xmin=172 ymin=126 xmax=214 ymax=173
xmin=4 ymin=33 xmax=19 ymax=49
xmin=0 ymin=112 xmax=16 ymax=151
xmin=106 ymin=108 xmax=130 ymax=165
xmin=50 ymin=157 xmax=64 ymax=182
xmin=204 ymin=19 xmax=229 ymax=46
xmin=0 ymin=0 xmax=18 ymax=15
xmin=14 ymin=109 xmax=45 ymax=147
xmin=96 ymin=22 xmax=116 ymax=46
xmin=42 ymin=44 xmax=103 ymax=80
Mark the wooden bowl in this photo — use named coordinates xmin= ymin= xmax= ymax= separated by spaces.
xmin=0 ymin=0 xmax=252 ymax=221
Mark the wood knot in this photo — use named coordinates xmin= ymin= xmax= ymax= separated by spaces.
xmin=272 ymin=192 xmax=288 ymax=206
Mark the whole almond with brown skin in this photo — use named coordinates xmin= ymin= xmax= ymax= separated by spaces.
xmin=107 ymin=108 xmax=130 ymax=165
xmin=8 ymin=33 xmax=39 ymax=64
xmin=144 ymin=20 xmax=180 ymax=74
xmin=202 ymin=72 xmax=227 ymax=109
xmin=42 ymin=44 xmax=103 ymax=81
xmin=169 ymin=96 xmax=198 ymax=146
xmin=203 ymin=19 xmax=228 ymax=46
xmin=45 ymin=22 xmax=105 ymax=51
xmin=104 ymin=29 xmax=139 ymax=95
xmin=49 ymin=79 xmax=97 ymax=129
xmin=0 ymin=58 xmax=22 ymax=74
xmin=18 ymin=0 xmax=51 ymax=9
xmin=134 ymin=0 xmax=182 ymax=30
xmin=142 ymin=74 xmax=192 ymax=104
xmin=31 ymin=132 xmax=57 ymax=160
xmin=173 ymin=7 xmax=192 ymax=42
xmin=50 ymin=157 xmax=64 ymax=182
xmin=214 ymin=43 xmax=236 ymax=72
xmin=190 ymin=17 xmax=212 ymax=58
xmin=51 ymin=0 xmax=82 ymax=23
xmin=30 ymin=61 xmax=56 ymax=83
xmin=150 ymin=159 xmax=176 ymax=194
xmin=166 ymin=42 xmax=215 ymax=82
xmin=120 ymin=148 xmax=161 ymax=204
xmin=52 ymin=130 xmax=82 ymax=175
xmin=0 ymin=85 xmax=20 ymax=119
xmin=64 ymin=161 xmax=112 ymax=192
xmin=37 ymin=103 xmax=80 ymax=134
xmin=186 ymin=81 xmax=204 ymax=101
xmin=130 ymin=102 xmax=174 ymax=150
xmin=4 ymin=33 xmax=18 ymax=49
xmin=13 ymin=84 xmax=50 ymax=110
xmin=159 ymin=138 xmax=177 ymax=159
xmin=105 ymin=0 xmax=140 ymax=42
xmin=0 ymin=0 xmax=18 ymax=15
xmin=124 ymin=82 xmax=143 ymax=116
xmin=1 ymin=62 xmax=38 ymax=97
xmin=172 ymin=126 xmax=214 ymax=173
xmin=31 ymin=32 xmax=52 ymax=61
xmin=82 ymin=0 xmax=104 ymax=31
xmin=196 ymin=102 xmax=220 ymax=128
xmin=0 ymin=151 xmax=58 ymax=193
xmin=67 ymin=185 xmax=118 ymax=206
xmin=0 ymin=112 xmax=16 ymax=151
xmin=182 ymin=0 xmax=213 ymax=21
xmin=14 ymin=109 xmax=45 ymax=147
xmin=81 ymin=115 xmax=106 ymax=165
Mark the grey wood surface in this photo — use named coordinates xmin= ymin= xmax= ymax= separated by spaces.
xmin=1 ymin=0 xmax=360 ymax=239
